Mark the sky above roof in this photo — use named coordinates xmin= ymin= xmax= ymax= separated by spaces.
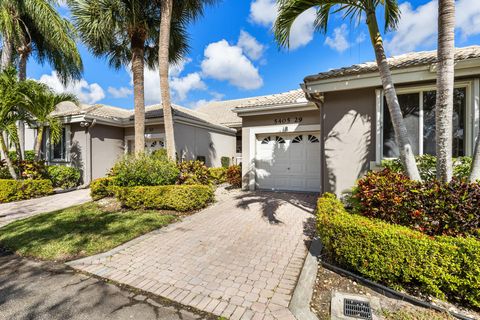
xmin=27 ymin=0 xmax=480 ymax=110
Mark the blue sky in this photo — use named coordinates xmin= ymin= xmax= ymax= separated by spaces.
xmin=27 ymin=0 xmax=480 ymax=110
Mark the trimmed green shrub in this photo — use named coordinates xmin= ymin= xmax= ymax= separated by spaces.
xmin=18 ymin=160 xmax=48 ymax=180
xmin=221 ymin=157 xmax=230 ymax=168
xmin=382 ymin=155 xmax=472 ymax=181
xmin=0 ymin=179 xmax=54 ymax=203
xmin=47 ymin=165 xmax=81 ymax=189
xmin=111 ymin=153 xmax=179 ymax=187
xmin=351 ymin=169 xmax=480 ymax=238
xmin=209 ymin=167 xmax=227 ymax=184
xmin=317 ymin=193 xmax=480 ymax=309
xmin=90 ymin=177 xmax=116 ymax=200
xmin=177 ymin=160 xmax=210 ymax=185
xmin=116 ymin=185 xmax=214 ymax=212
xmin=226 ymin=165 xmax=241 ymax=187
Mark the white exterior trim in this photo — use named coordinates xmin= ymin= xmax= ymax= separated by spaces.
xmin=244 ymin=123 xmax=321 ymax=191
xmin=234 ymin=102 xmax=317 ymax=116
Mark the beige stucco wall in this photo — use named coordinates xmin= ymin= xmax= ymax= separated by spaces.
xmin=174 ymin=123 xmax=236 ymax=167
xmin=242 ymin=110 xmax=320 ymax=127
xmin=90 ymin=124 xmax=125 ymax=180
xmin=70 ymin=124 xmax=88 ymax=184
xmin=322 ymin=88 xmax=376 ymax=195
xmin=124 ymin=125 xmax=164 ymax=136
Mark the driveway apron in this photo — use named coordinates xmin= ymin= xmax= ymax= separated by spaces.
xmin=68 ymin=189 xmax=317 ymax=320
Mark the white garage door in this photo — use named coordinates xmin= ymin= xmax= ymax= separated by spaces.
xmin=255 ymin=132 xmax=321 ymax=192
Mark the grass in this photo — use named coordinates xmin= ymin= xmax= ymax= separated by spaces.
xmin=0 ymin=202 xmax=177 ymax=261
xmin=381 ymin=309 xmax=453 ymax=320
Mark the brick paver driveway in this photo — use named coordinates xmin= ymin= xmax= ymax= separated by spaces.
xmin=68 ymin=189 xmax=317 ymax=320
xmin=0 ymin=189 xmax=91 ymax=227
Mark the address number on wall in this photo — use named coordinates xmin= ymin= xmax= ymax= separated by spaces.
xmin=274 ymin=117 xmax=303 ymax=124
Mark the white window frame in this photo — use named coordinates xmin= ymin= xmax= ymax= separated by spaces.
xmin=124 ymin=133 xmax=166 ymax=154
xmin=47 ymin=125 xmax=71 ymax=163
xmin=375 ymin=80 xmax=478 ymax=164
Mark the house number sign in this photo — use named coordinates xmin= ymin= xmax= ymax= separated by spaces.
xmin=274 ymin=117 xmax=303 ymax=124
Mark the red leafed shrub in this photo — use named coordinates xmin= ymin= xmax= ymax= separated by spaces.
xmin=351 ymin=169 xmax=480 ymax=238
xmin=226 ymin=165 xmax=241 ymax=188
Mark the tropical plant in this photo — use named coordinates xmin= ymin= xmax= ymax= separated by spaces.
xmin=435 ymin=0 xmax=456 ymax=182
xmin=0 ymin=67 xmax=28 ymax=179
xmin=21 ymin=81 xmax=78 ymax=160
xmin=274 ymin=0 xmax=421 ymax=181
xmin=70 ymin=0 xmax=189 ymax=154
xmin=157 ymin=0 xmax=219 ymax=160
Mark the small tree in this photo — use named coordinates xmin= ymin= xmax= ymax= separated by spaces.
xmin=275 ymin=0 xmax=421 ymax=181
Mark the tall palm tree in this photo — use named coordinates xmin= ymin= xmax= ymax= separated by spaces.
xmin=0 ymin=67 xmax=27 ymax=179
xmin=158 ymin=0 xmax=219 ymax=160
xmin=21 ymin=81 xmax=78 ymax=160
xmin=435 ymin=0 xmax=455 ymax=182
xmin=70 ymin=0 xmax=188 ymax=154
xmin=275 ymin=0 xmax=421 ymax=181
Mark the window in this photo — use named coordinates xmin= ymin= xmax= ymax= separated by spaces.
xmin=275 ymin=136 xmax=286 ymax=144
xmin=261 ymin=136 xmax=271 ymax=144
xmin=51 ymin=127 xmax=68 ymax=161
xmin=292 ymin=135 xmax=303 ymax=143
xmin=308 ymin=134 xmax=319 ymax=143
xmin=382 ymin=87 xmax=467 ymax=158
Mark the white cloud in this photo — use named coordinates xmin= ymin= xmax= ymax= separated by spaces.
xmin=324 ymin=24 xmax=350 ymax=53
xmin=201 ymin=39 xmax=263 ymax=90
xmin=169 ymin=58 xmax=192 ymax=77
xmin=237 ymin=30 xmax=266 ymax=60
xmin=108 ymin=86 xmax=132 ymax=98
xmin=38 ymin=71 xmax=105 ymax=104
xmin=170 ymin=72 xmax=207 ymax=101
xmin=386 ymin=0 xmax=480 ymax=55
xmin=141 ymin=67 xmax=161 ymax=105
xmin=249 ymin=0 xmax=316 ymax=50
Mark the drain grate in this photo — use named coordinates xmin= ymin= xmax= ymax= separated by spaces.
xmin=343 ymin=298 xmax=372 ymax=319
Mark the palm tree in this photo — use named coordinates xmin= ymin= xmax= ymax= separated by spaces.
xmin=158 ymin=0 xmax=219 ymax=160
xmin=275 ymin=0 xmax=421 ymax=181
xmin=0 ymin=67 xmax=27 ymax=179
xmin=21 ymin=81 xmax=78 ymax=160
xmin=70 ymin=0 xmax=188 ymax=154
xmin=435 ymin=0 xmax=455 ymax=182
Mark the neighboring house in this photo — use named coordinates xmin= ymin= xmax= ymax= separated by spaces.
xmin=26 ymin=102 xmax=236 ymax=185
xmin=228 ymin=46 xmax=480 ymax=195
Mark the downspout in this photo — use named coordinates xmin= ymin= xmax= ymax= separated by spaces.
xmin=301 ymin=83 xmax=325 ymax=194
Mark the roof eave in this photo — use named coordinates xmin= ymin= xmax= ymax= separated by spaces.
xmin=233 ymin=101 xmax=317 ymax=116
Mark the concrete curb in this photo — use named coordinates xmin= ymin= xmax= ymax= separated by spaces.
xmin=289 ymin=238 xmax=321 ymax=320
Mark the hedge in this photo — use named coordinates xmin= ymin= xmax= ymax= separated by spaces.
xmin=208 ymin=167 xmax=227 ymax=184
xmin=317 ymin=193 xmax=480 ymax=309
xmin=116 ymin=185 xmax=214 ymax=212
xmin=0 ymin=179 xmax=54 ymax=203
xmin=90 ymin=177 xmax=117 ymax=200
xmin=47 ymin=165 xmax=81 ymax=189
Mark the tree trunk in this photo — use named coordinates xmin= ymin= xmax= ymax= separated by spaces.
xmin=18 ymin=48 xmax=28 ymax=81
xmin=159 ymin=0 xmax=176 ymax=160
xmin=17 ymin=50 xmax=28 ymax=160
xmin=0 ymin=132 xmax=18 ymax=179
xmin=0 ymin=36 xmax=13 ymax=70
xmin=470 ymin=130 xmax=480 ymax=181
xmin=34 ymin=125 xmax=44 ymax=161
xmin=435 ymin=0 xmax=455 ymax=182
xmin=367 ymin=12 xmax=421 ymax=181
xmin=131 ymin=42 xmax=145 ymax=155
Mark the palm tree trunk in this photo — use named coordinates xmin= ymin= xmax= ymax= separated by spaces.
xmin=366 ymin=12 xmax=421 ymax=181
xmin=159 ymin=0 xmax=176 ymax=160
xmin=131 ymin=42 xmax=145 ymax=155
xmin=435 ymin=0 xmax=455 ymax=182
xmin=0 ymin=132 xmax=17 ymax=179
xmin=34 ymin=125 xmax=44 ymax=161
xmin=0 ymin=36 xmax=13 ymax=70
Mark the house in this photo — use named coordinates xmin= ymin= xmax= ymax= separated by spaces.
xmin=217 ymin=46 xmax=480 ymax=195
xmin=27 ymin=102 xmax=237 ymax=184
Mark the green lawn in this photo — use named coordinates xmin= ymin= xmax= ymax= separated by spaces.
xmin=0 ymin=202 xmax=176 ymax=261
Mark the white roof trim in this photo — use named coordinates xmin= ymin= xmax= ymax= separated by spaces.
xmin=233 ymin=101 xmax=317 ymax=116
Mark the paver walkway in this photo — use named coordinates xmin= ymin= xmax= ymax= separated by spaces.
xmin=68 ymin=189 xmax=317 ymax=320
xmin=0 ymin=189 xmax=91 ymax=227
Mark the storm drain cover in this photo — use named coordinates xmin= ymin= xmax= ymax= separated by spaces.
xmin=343 ymin=298 xmax=372 ymax=319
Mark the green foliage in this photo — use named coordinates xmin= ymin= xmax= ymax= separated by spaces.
xmin=90 ymin=177 xmax=116 ymax=200
xmin=0 ymin=179 xmax=53 ymax=203
xmin=209 ymin=167 xmax=227 ymax=184
xmin=18 ymin=160 xmax=48 ymax=180
xmin=351 ymin=169 xmax=480 ymax=238
xmin=221 ymin=156 xmax=230 ymax=168
xmin=47 ymin=165 xmax=81 ymax=189
xmin=317 ymin=194 xmax=480 ymax=309
xmin=116 ymin=185 xmax=214 ymax=212
xmin=111 ymin=153 xmax=179 ymax=187
xmin=226 ymin=165 xmax=242 ymax=188
xmin=177 ymin=160 xmax=210 ymax=185
xmin=382 ymin=155 xmax=472 ymax=181
xmin=0 ymin=202 xmax=176 ymax=261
